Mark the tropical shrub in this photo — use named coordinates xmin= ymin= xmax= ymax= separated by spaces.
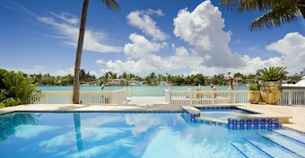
xmin=248 ymin=84 xmax=261 ymax=90
xmin=0 ymin=69 xmax=38 ymax=107
xmin=257 ymin=67 xmax=288 ymax=82
xmin=1 ymin=98 xmax=22 ymax=107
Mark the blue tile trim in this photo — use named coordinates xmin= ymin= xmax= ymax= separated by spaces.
xmin=280 ymin=127 xmax=305 ymax=135
xmin=257 ymin=133 xmax=305 ymax=158
xmin=243 ymin=138 xmax=274 ymax=158
xmin=0 ymin=111 xmax=15 ymax=116
xmin=231 ymin=143 xmax=249 ymax=158
xmin=270 ymin=129 xmax=305 ymax=145
xmin=228 ymin=118 xmax=280 ymax=130
xmin=0 ymin=111 xmax=181 ymax=116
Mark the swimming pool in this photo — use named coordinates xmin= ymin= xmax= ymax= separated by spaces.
xmin=1 ymin=112 xmax=305 ymax=158
xmin=199 ymin=107 xmax=258 ymax=121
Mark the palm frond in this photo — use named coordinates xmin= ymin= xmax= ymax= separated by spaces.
xmin=250 ymin=5 xmax=298 ymax=30
xmin=221 ymin=0 xmax=296 ymax=12
xmin=220 ymin=0 xmax=303 ymax=30
xmin=101 ymin=0 xmax=120 ymax=10
xmin=257 ymin=66 xmax=288 ymax=81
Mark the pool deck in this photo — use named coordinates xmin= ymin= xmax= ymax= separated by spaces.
xmin=1 ymin=102 xmax=305 ymax=133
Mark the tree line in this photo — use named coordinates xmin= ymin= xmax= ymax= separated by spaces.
xmin=5 ymin=69 xmax=300 ymax=87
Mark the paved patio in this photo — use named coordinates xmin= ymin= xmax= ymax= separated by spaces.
xmin=126 ymin=96 xmax=167 ymax=105
xmin=0 ymin=102 xmax=305 ymax=133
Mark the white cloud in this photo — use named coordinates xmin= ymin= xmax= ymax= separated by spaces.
xmin=104 ymin=59 xmax=157 ymax=74
xmin=49 ymin=12 xmax=79 ymax=25
xmin=54 ymin=67 xmax=74 ymax=76
xmin=37 ymin=12 xmax=123 ymax=53
xmin=124 ymin=33 xmax=166 ymax=59
xmin=146 ymin=9 xmax=164 ymax=16
xmin=95 ymin=59 xmax=105 ymax=65
xmin=173 ymin=1 xmax=243 ymax=68
xmin=127 ymin=9 xmax=168 ymax=41
xmin=33 ymin=65 xmax=46 ymax=69
xmin=266 ymin=32 xmax=305 ymax=74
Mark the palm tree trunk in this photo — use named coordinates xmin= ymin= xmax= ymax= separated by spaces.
xmin=72 ymin=0 xmax=89 ymax=104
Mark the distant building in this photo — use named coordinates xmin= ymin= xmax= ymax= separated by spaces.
xmin=128 ymin=78 xmax=145 ymax=86
xmin=81 ymin=80 xmax=100 ymax=86
xmin=159 ymin=81 xmax=170 ymax=86
xmin=224 ymin=76 xmax=244 ymax=86
xmin=105 ymin=79 xmax=127 ymax=86
xmin=233 ymin=77 xmax=244 ymax=86
xmin=205 ymin=77 xmax=212 ymax=85
xmin=300 ymin=68 xmax=305 ymax=76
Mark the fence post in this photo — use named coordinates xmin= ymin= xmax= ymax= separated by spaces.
xmin=233 ymin=91 xmax=237 ymax=103
xmin=288 ymin=91 xmax=293 ymax=105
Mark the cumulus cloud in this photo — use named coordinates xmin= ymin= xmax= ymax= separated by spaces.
xmin=266 ymin=32 xmax=305 ymax=74
xmin=124 ymin=33 xmax=166 ymax=59
xmin=173 ymin=1 xmax=243 ymax=68
xmin=104 ymin=59 xmax=156 ymax=74
xmin=54 ymin=67 xmax=74 ymax=76
xmin=37 ymin=12 xmax=123 ymax=53
xmin=97 ymin=2 xmax=305 ymax=76
xmin=127 ymin=9 xmax=168 ymax=41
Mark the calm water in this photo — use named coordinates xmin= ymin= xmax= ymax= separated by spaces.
xmin=1 ymin=112 xmax=304 ymax=158
xmin=200 ymin=109 xmax=255 ymax=121
xmin=37 ymin=86 xmax=248 ymax=96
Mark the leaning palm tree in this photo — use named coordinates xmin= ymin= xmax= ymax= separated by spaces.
xmin=220 ymin=0 xmax=305 ymax=30
xmin=72 ymin=0 xmax=120 ymax=104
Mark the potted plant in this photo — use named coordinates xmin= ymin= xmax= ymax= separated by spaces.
xmin=257 ymin=67 xmax=288 ymax=105
xmin=248 ymin=84 xmax=261 ymax=104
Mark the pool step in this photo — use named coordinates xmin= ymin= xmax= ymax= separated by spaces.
xmin=231 ymin=141 xmax=271 ymax=158
xmin=258 ymin=132 xmax=305 ymax=157
xmin=272 ymin=129 xmax=305 ymax=145
xmin=243 ymin=136 xmax=303 ymax=158
xmin=196 ymin=116 xmax=227 ymax=124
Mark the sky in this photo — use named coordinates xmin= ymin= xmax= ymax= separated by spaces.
xmin=0 ymin=0 xmax=305 ymax=77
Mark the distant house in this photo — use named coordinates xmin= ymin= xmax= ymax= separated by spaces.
xmin=128 ymin=78 xmax=144 ymax=86
xmin=105 ymin=79 xmax=127 ymax=86
xmin=159 ymin=81 xmax=170 ymax=86
xmin=81 ymin=80 xmax=100 ymax=86
xmin=205 ymin=77 xmax=212 ymax=85
xmin=224 ymin=76 xmax=244 ymax=86
xmin=233 ymin=77 xmax=244 ymax=86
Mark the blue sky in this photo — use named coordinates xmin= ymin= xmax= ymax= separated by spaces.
xmin=0 ymin=0 xmax=305 ymax=76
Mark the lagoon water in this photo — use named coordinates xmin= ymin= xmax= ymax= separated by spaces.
xmin=37 ymin=86 xmax=248 ymax=96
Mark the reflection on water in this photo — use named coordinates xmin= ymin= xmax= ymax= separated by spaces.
xmin=0 ymin=113 xmax=39 ymax=141
xmin=73 ymin=114 xmax=83 ymax=152
xmin=0 ymin=112 xmax=271 ymax=158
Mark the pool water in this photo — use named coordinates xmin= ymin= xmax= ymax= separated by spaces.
xmin=1 ymin=112 xmax=305 ymax=158
xmin=200 ymin=108 xmax=257 ymax=121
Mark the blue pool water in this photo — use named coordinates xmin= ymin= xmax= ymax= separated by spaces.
xmin=1 ymin=112 xmax=305 ymax=158
xmin=200 ymin=108 xmax=258 ymax=121
xmin=36 ymin=86 xmax=248 ymax=96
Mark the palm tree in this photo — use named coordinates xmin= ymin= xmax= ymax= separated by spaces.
xmin=72 ymin=0 xmax=120 ymax=104
xmin=220 ymin=0 xmax=305 ymax=30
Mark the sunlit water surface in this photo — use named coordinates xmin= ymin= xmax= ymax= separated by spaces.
xmin=0 ymin=112 xmax=280 ymax=158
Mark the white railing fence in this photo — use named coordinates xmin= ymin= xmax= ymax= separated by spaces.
xmin=165 ymin=89 xmax=248 ymax=105
xmin=165 ymin=89 xmax=305 ymax=105
xmin=27 ymin=88 xmax=129 ymax=105
xmin=278 ymin=90 xmax=305 ymax=105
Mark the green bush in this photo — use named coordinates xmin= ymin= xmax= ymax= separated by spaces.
xmin=1 ymin=98 xmax=22 ymax=107
xmin=0 ymin=69 xmax=38 ymax=108
xmin=248 ymin=84 xmax=261 ymax=90
xmin=257 ymin=67 xmax=288 ymax=81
